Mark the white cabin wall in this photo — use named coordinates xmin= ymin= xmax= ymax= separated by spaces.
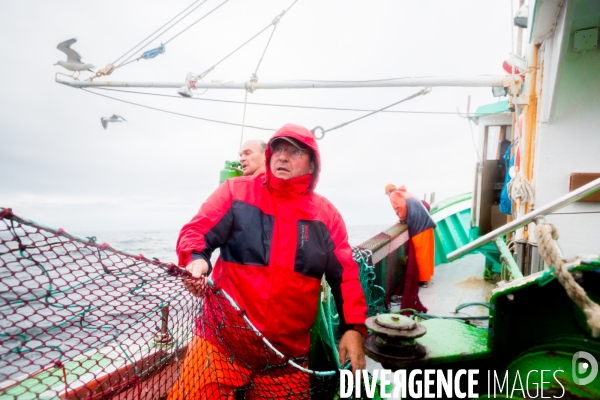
xmin=532 ymin=0 xmax=600 ymax=257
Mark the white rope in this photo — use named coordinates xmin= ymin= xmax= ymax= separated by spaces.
xmin=216 ymin=284 xmax=337 ymax=376
xmin=508 ymin=171 xmax=534 ymax=206
xmin=535 ymin=221 xmax=600 ymax=337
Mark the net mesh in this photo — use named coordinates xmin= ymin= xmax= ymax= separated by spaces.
xmin=0 ymin=209 xmax=388 ymax=400
xmin=353 ymin=249 xmax=385 ymax=317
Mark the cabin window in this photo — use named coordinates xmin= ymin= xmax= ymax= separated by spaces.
xmin=485 ymin=125 xmax=512 ymax=161
xmin=478 ymin=124 xmax=513 ymax=235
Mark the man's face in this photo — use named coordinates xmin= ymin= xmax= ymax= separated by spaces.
xmin=270 ymin=141 xmax=314 ymax=180
xmin=239 ymin=141 xmax=265 ymax=176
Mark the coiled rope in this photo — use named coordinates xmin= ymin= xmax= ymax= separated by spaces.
xmin=508 ymin=170 xmax=534 ymax=206
xmin=535 ymin=220 xmax=600 ymax=337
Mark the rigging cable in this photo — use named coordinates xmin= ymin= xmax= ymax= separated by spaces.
xmin=197 ymin=0 xmax=299 ymax=80
xmin=163 ymin=0 xmax=230 ymax=46
xmin=238 ymin=1 xmax=299 ymax=149
xmin=467 ymin=118 xmax=481 ymax=162
xmin=311 ymin=87 xmax=431 ymax=140
xmin=551 ymin=211 xmax=600 ymax=215
xmin=456 ymin=96 xmax=482 ymax=162
xmin=92 ymin=87 xmax=499 ymax=116
xmin=239 ymin=91 xmax=249 ymax=149
xmin=81 ymin=88 xmax=276 ymax=131
xmin=197 ymin=25 xmax=272 ymax=79
xmin=116 ymin=0 xmax=231 ymax=70
xmin=112 ymin=0 xmax=206 ymax=66
xmin=232 ymin=0 xmax=298 ymax=150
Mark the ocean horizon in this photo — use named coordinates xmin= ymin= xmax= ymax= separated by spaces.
xmin=76 ymin=224 xmax=392 ymax=264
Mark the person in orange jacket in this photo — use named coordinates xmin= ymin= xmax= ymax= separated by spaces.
xmin=385 ymin=184 xmax=436 ymax=287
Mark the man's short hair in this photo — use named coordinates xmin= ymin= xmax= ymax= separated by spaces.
xmin=259 ymin=141 xmax=267 ymax=153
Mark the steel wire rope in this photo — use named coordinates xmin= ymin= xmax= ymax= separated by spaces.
xmin=197 ymin=0 xmax=299 ymax=80
xmin=252 ymin=1 xmax=297 ymax=75
xmin=238 ymin=2 xmax=297 ymax=148
xmin=112 ymin=0 xmax=206 ymax=66
xmin=93 ymin=87 xmax=495 ymax=116
xmin=116 ymin=0 xmax=230 ymax=70
xmin=456 ymin=97 xmax=482 ymax=162
xmin=467 ymin=118 xmax=482 ymax=162
xmin=196 ymin=26 xmax=271 ymax=79
xmin=311 ymin=87 xmax=431 ymax=139
xmin=81 ymin=88 xmax=276 ymax=131
xmin=163 ymin=0 xmax=230 ymax=46
xmin=551 ymin=211 xmax=600 ymax=215
xmin=239 ymin=91 xmax=250 ymax=149
xmin=239 ymin=23 xmax=277 ymax=149
xmin=204 ymin=281 xmax=337 ymax=377
xmin=170 ymin=268 xmax=338 ymax=377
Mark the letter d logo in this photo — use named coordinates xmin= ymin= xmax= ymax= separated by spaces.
xmin=572 ymin=351 xmax=598 ymax=385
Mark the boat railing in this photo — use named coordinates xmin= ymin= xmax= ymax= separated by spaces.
xmin=356 ymin=224 xmax=409 ymax=265
xmin=447 ymin=177 xmax=600 ymax=279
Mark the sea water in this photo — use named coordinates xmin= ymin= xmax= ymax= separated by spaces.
xmin=0 ymin=224 xmax=389 ymax=383
xmin=76 ymin=225 xmax=390 ymax=264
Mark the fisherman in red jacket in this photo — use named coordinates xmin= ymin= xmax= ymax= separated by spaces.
xmin=385 ymin=184 xmax=436 ymax=287
xmin=171 ymin=124 xmax=368 ymax=399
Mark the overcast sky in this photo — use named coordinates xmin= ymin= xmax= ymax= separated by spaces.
xmin=1 ymin=1 xmax=516 ymax=233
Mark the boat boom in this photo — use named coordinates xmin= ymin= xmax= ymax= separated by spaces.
xmin=56 ymin=74 xmax=520 ymax=90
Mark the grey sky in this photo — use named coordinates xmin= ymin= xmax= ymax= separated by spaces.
xmin=1 ymin=1 xmax=514 ymax=232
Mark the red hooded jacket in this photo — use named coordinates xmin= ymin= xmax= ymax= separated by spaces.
xmin=177 ymin=124 xmax=368 ymax=358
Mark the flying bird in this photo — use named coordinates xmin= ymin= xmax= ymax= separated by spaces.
xmin=101 ymin=115 xmax=127 ymax=130
xmin=54 ymin=38 xmax=95 ymax=77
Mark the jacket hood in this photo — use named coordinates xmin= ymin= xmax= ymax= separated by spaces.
xmin=265 ymin=124 xmax=321 ymax=192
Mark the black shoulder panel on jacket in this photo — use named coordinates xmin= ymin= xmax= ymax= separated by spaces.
xmin=294 ymin=220 xmax=335 ymax=279
xmin=210 ymin=200 xmax=274 ymax=266
xmin=294 ymin=219 xmax=352 ymax=332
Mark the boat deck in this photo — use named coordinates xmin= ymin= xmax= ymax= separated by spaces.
xmin=366 ymin=253 xmax=495 ymax=399
xmin=419 ymin=253 xmax=494 ymax=322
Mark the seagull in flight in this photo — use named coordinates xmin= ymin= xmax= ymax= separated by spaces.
xmin=101 ymin=115 xmax=127 ymax=130
xmin=54 ymin=38 xmax=95 ymax=78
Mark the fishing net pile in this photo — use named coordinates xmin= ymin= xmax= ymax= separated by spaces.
xmin=0 ymin=208 xmax=387 ymax=399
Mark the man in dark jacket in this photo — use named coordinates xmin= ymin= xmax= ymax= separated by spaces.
xmin=172 ymin=124 xmax=368 ymax=399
